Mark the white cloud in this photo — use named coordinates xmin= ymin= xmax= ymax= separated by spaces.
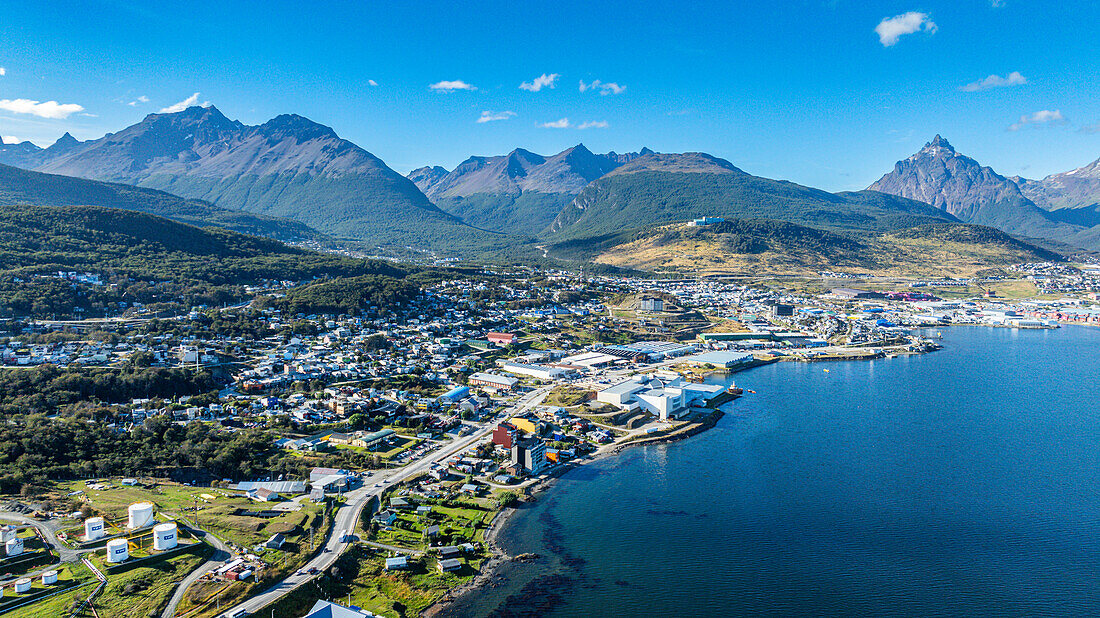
xmin=577 ymin=120 xmax=608 ymax=129
xmin=159 ymin=92 xmax=201 ymax=113
xmin=477 ymin=110 xmax=516 ymax=123
xmin=579 ymin=79 xmax=626 ymax=95
xmin=0 ymin=68 xmax=5 ymax=76
xmin=429 ymin=80 xmax=476 ymax=92
xmin=0 ymin=98 xmax=85 ymax=119
xmin=127 ymin=95 xmax=150 ymax=106
xmin=520 ymin=73 xmax=559 ymax=92
xmin=2 ymin=135 xmax=19 ymax=144
xmin=990 ymin=0 xmax=1005 ymax=7
xmin=1079 ymin=122 xmax=1100 ymax=135
xmin=368 ymin=79 xmax=378 ymax=86
xmin=1008 ymin=109 xmax=1067 ymax=131
xmin=961 ymin=71 xmax=1027 ymax=92
xmin=875 ymin=12 xmax=937 ymax=46
xmin=540 ymin=118 xmax=570 ymax=129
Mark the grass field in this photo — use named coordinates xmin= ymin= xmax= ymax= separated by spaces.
xmin=543 ymin=386 xmax=593 ymax=408
xmin=35 ymin=478 xmax=332 ymax=618
xmin=0 ymin=563 xmax=86 ymax=614
xmin=595 ymin=222 xmax=1055 ymax=279
xmin=370 ymin=499 xmax=495 ymax=551
xmin=6 ymin=549 xmax=209 ymax=618
xmin=263 ymin=545 xmax=480 ymax=618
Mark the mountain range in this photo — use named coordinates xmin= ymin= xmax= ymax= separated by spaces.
xmin=0 ymin=106 xmax=497 ymax=252
xmin=408 ymin=145 xmax=651 ymax=235
xmin=1012 ymin=159 xmax=1100 ymax=227
xmin=2 ymin=105 xmax=1099 ymax=267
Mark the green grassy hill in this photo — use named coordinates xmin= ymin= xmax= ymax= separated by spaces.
xmin=0 ymin=163 xmax=319 ymax=241
xmin=434 ymin=191 xmax=571 ymax=236
xmin=549 ymin=156 xmax=959 ymax=241
xmin=137 ymin=170 xmax=511 ymax=253
xmin=587 ymin=218 xmax=1060 ymax=277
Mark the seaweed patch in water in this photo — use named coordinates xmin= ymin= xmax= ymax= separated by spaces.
xmin=487 ymin=573 xmax=575 ymax=617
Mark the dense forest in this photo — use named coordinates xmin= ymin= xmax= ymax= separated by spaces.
xmin=0 ymin=364 xmax=219 ymax=417
xmin=254 ymin=275 xmax=421 ymax=315
xmin=0 ymin=415 xmax=283 ymax=494
xmin=0 ymin=203 xmax=416 ymax=318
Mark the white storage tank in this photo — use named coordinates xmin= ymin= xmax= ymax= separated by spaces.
xmin=128 ymin=502 xmax=154 ymax=529
xmin=42 ymin=570 xmax=58 ymax=585
xmin=5 ymin=537 xmax=23 ymax=556
xmin=84 ymin=517 xmax=105 ymax=541
xmin=153 ymin=522 xmax=178 ymax=551
xmin=106 ymin=538 xmax=129 ymax=563
xmin=13 ymin=578 xmax=31 ymax=593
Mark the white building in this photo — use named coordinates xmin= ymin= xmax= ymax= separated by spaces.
xmin=596 ymin=373 xmax=725 ymax=420
xmin=469 ymin=372 xmax=519 ymax=391
xmin=498 ymin=362 xmax=566 ymax=381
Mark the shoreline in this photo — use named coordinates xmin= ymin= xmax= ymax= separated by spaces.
xmin=423 ymin=405 xmax=726 ymax=616
xmin=423 ymin=332 xmax=947 ymax=615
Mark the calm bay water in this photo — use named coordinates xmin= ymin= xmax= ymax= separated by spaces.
xmin=452 ymin=326 xmax=1100 ymax=617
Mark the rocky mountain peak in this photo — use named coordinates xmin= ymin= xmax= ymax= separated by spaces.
xmin=259 ymin=114 xmax=338 ymax=142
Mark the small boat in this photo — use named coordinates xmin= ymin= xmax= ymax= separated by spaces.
xmin=727 ymin=384 xmax=744 ymax=395
xmin=823 ymin=368 xmax=830 ymax=373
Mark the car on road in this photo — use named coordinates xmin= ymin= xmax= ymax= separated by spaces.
xmin=308 ymin=567 xmax=319 ymax=574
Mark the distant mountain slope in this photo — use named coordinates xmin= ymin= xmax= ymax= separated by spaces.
xmin=17 ymin=106 xmax=494 ymax=252
xmin=0 ymin=203 xmax=406 ymax=281
xmin=0 ymin=163 xmax=318 ymax=240
xmin=409 ymin=144 xmax=651 ymax=235
xmin=1012 ymin=157 xmax=1100 ymax=227
xmin=587 ymin=218 xmax=1059 ymax=278
xmin=0 ymin=140 xmax=50 ymax=169
xmin=868 ymin=136 xmax=1096 ymax=248
xmin=549 ymin=152 xmax=957 ymax=240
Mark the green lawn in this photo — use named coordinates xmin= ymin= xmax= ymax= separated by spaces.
xmin=264 ymin=546 xmax=481 ymax=618
xmin=1 ymin=562 xmax=93 ymax=618
xmin=369 ymin=499 xmax=496 ymax=551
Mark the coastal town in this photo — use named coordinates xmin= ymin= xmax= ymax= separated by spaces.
xmin=0 ymin=263 xmax=1098 ymax=617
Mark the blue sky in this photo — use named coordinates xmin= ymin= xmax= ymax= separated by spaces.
xmin=1 ymin=0 xmax=1097 ymax=191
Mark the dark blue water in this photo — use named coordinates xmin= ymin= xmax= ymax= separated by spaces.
xmin=452 ymin=326 xmax=1100 ymax=617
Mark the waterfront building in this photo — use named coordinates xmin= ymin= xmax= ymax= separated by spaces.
xmin=511 ymin=437 xmax=548 ymax=475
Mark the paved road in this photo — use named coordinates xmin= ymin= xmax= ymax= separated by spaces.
xmin=216 ymin=386 xmax=551 ymax=618
xmin=0 ymin=512 xmax=86 ymax=563
xmin=161 ymin=524 xmax=233 ymax=618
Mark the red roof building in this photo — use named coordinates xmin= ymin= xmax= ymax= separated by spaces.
xmin=487 ymin=332 xmax=518 ymax=346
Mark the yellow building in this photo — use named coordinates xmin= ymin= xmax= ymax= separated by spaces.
xmin=510 ymin=417 xmax=538 ymax=434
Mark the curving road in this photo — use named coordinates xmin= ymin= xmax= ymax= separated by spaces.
xmin=216 ymin=386 xmax=551 ymax=618
xmin=0 ymin=511 xmax=88 ymax=564
xmin=161 ymin=524 xmax=233 ymax=618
